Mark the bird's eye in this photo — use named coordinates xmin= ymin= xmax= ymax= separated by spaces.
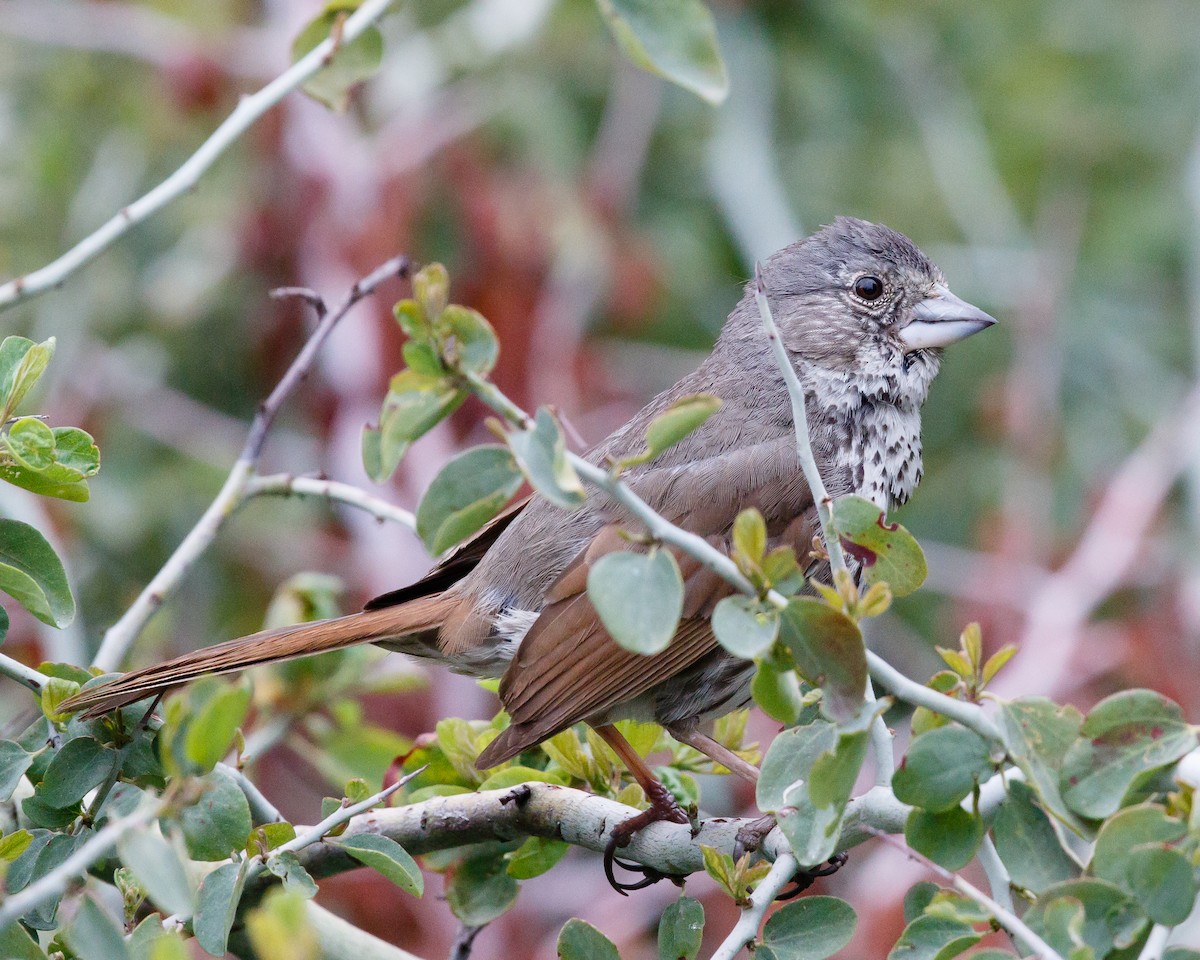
xmin=853 ymin=275 xmax=885 ymax=301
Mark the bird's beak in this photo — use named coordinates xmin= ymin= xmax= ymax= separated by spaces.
xmin=899 ymin=284 xmax=997 ymax=352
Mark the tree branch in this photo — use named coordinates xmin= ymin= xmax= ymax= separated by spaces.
xmin=0 ymin=797 xmax=166 ymax=929
xmin=91 ymin=255 xmax=408 ymax=672
xmin=709 ymin=853 xmax=800 ymax=960
xmin=246 ymin=473 xmax=416 ymax=529
xmin=867 ymin=828 xmax=1064 ymax=960
xmin=0 ymin=0 xmax=397 ymax=311
xmin=0 ymin=651 xmax=48 ymax=691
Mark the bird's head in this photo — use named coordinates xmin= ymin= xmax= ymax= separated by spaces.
xmin=755 ymin=217 xmax=995 ymax=390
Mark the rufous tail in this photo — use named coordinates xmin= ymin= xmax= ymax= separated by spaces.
xmin=61 ymin=597 xmax=446 ymax=719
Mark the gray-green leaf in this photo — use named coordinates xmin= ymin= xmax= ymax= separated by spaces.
xmin=587 ymin=548 xmax=684 ymax=654
xmin=595 ymin=0 xmax=728 ymax=105
xmin=337 ymin=833 xmax=423 ymax=896
xmin=416 ymin=445 xmax=523 ymax=555
xmin=0 ymin=519 xmax=74 ymax=627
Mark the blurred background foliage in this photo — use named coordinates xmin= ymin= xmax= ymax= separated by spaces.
xmin=3 ymin=0 xmax=1200 ymax=955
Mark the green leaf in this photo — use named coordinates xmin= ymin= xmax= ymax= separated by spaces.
xmin=291 ymin=6 xmax=384 ymax=111
xmin=194 ymin=860 xmax=248 ymax=957
xmin=337 ymin=833 xmax=423 ymax=896
xmin=0 ymin=519 xmax=74 ymax=627
xmin=116 ymin=828 xmax=194 ymax=916
xmin=184 ymin=679 xmax=251 ymax=774
xmin=892 ymin=726 xmax=995 ymax=813
xmin=587 ymin=548 xmax=684 ymax=654
xmin=1091 ymin=803 xmax=1185 ymax=888
xmin=37 ymin=736 xmax=118 ymax=808
xmin=1165 ymin=950 xmax=1200 ymax=960
xmin=39 ymin=676 xmax=80 ymax=724
xmin=621 ymin=394 xmax=723 ymax=467
xmin=997 ymin=698 xmax=1088 ymax=836
xmin=506 ymin=836 xmax=569 ymax=879
xmin=263 ymin=571 xmax=345 ymax=629
xmin=0 ymin=740 xmax=32 ymax=802
xmin=412 ymin=263 xmax=450 ymax=321
xmin=991 ymin=780 xmax=1078 ymax=894
xmin=246 ymin=889 xmax=318 ymax=960
xmin=266 ymin=850 xmax=318 ymax=898
xmin=0 ymin=922 xmax=45 ymax=960
xmin=0 ymin=337 xmax=54 ymax=422
xmin=751 ymin=658 xmax=805 ymax=726
xmin=595 ymin=0 xmax=728 ymax=105
xmin=756 ymin=896 xmax=857 ymax=960
xmin=830 ymin=495 xmax=927 ymax=596
xmin=1023 ymin=880 xmax=1147 ymax=959
xmin=711 ymin=595 xmax=779 ymax=658
xmin=658 ymin=895 xmax=704 ymax=960
xmin=177 ymin=770 xmax=253 ymax=861
xmin=63 ymin=895 xmax=131 ymax=960
xmin=557 ymin=918 xmax=620 ymax=960
xmin=371 ymin=369 xmax=466 ymax=479
xmin=1124 ymin=843 xmax=1196 ymax=925
xmin=757 ymin=720 xmax=837 ymax=812
xmin=477 ymin=766 xmax=568 ymax=791
xmin=905 ymin=808 xmax=984 ymax=871
xmin=1061 ymin=689 xmax=1197 ymax=820
xmin=445 ymin=845 xmax=519 ymax=925
xmin=779 ymin=598 xmax=866 ymax=721
xmin=886 ymin=914 xmax=980 ymax=960
xmin=416 ymin=446 xmax=523 ymax=555
xmin=6 ymin=417 xmax=55 ymax=471
xmin=507 ymin=407 xmax=586 ymax=508
xmin=0 ymin=828 xmax=33 ymax=861
xmin=440 ymin=305 xmax=499 ymax=376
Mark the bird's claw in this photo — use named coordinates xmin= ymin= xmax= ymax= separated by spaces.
xmin=602 ymin=783 xmax=690 ymax=895
xmin=773 ymin=852 xmax=849 ymax=901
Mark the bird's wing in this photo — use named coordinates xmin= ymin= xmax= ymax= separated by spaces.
xmin=363 ymin=495 xmax=531 ymax=610
xmin=475 ymin=439 xmax=820 ymax=767
xmin=474 ymin=529 xmax=735 ymax=766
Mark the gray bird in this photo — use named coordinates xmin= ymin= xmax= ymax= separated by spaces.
xmin=63 ymin=217 xmax=995 ymax=882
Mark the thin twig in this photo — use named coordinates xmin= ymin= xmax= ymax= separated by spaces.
xmin=867 ymin=650 xmax=1002 ymax=743
xmin=866 ymin=828 xmax=1064 ymax=960
xmin=976 ymin=835 xmax=1029 ymax=955
xmin=216 ymin=761 xmax=284 ymax=825
xmin=708 ymin=853 xmax=800 ymax=960
xmin=0 ymin=651 xmax=48 ymax=691
xmin=753 ymin=264 xmax=847 ymax=574
xmin=0 ymin=0 xmax=397 ymax=311
xmin=448 ymin=924 xmax=485 ymax=960
xmin=247 ymin=473 xmax=416 ymax=529
xmin=1136 ymin=923 xmax=1173 ymax=960
xmin=0 ymin=797 xmax=165 ymax=929
xmin=91 ymin=255 xmax=408 ymax=672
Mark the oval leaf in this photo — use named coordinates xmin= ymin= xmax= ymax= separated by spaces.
xmin=658 ymin=895 xmax=704 ymax=960
xmin=7 ymin=418 xmax=55 ymax=472
xmin=416 ymin=446 xmax=523 ymax=555
xmin=831 ymin=495 xmax=927 ymax=596
xmin=557 ymin=918 xmax=620 ymax=960
xmin=622 ymin=394 xmax=722 ymax=467
xmin=507 ymin=407 xmax=585 ymax=509
xmin=587 ymin=548 xmax=684 ymax=654
xmin=711 ymin=595 xmax=779 ymax=658
xmin=116 ymin=828 xmax=194 ymax=916
xmin=886 ymin=914 xmax=980 ymax=960
xmin=37 ymin=736 xmax=118 ymax=809
xmin=0 ymin=336 xmax=54 ymax=421
xmin=1061 ymin=689 xmax=1197 ymax=820
xmin=0 ymin=740 xmax=33 ymax=803
xmin=440 ymin=305 xmax=499 ymax=376
xmin=595 ymin=0 xmax=729 ymax=105
xmin=194 ymin=861 xmax=248 ymax=957
xmin=892 ymin=726 xmax=995 ymax=813
xmin=905 ymin=807 xmax=984 ymax=871
xmin=337 ymin=833 xmax=423 ymax=896
xmin=757 ymin=896 xmax=857 ymax=960
xmin=0 ymin=519 xmax=74 ymax=627
xmin=779 ymin=598 xmax=866 ymax=721
xmin=177 ymin=771 xmax=253 ymax=861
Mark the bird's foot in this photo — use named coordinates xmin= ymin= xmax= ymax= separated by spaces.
xmin=733 ymin=815 xmax=848 ymax=900
xmin=603 ymin=780 xmax=690 ymax=895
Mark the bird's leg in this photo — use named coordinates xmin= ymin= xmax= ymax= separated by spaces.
xmin=594 ymin=724 xmax=689 ymax=895
xmin=669 ymin=728 xmax=761 ymax=784
xmin=669 ymin=727 xmax=849 ymax=899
